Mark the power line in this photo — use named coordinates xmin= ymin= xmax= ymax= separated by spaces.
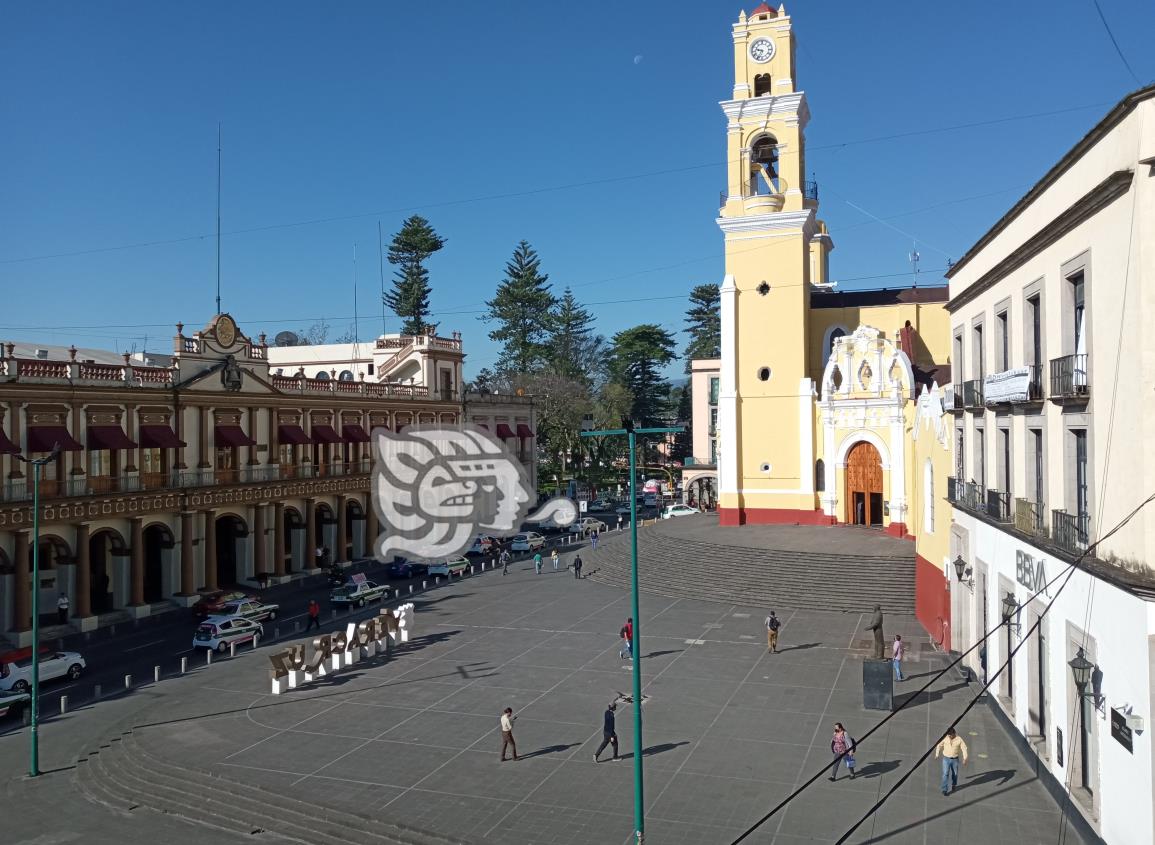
xmin=1090 ymin=0 xmax=1142 ymax=85
xmin=0 ymin=102 xmax=1112 ymax=266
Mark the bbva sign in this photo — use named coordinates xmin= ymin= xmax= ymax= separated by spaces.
xmin=267 ymin=603 xmax=415 ymax=695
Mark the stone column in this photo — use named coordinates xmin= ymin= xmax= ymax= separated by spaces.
xmin=124 ymin=403 xmax=139 ymax=473
xmin=336 ymin=495 xmax=348 ymax=563
xmin=253 ymin=504 xmax=267 ymax=578
xmin=305 ymin=498 xmax=317 ymax=571
xmin=7 ymin=400 xmax=23 ymax=480
xmin=12 ymin=530 xmax=30 ymax=632
xmin=69 ymin=402 xmax=85 ymax=477
xmin=179 ymin=511 xmax=196 ymax=595
xmin=203 ymin=510 xmax=218 ymax=590
xmin=364 ymin=493 xmax=379 ymax=559
xmin=247 ymin=405 xmax=259 ymax=466
xmin=128 ymin=517 xmax=144 ymax=606
xmin=267 ymin=408 xmax=277 ymax=475
xmin=74 ymin=523 xmax=92 ymax=619
xmin=198 ymin=407 xmax=211 ymax=469
xmin=273 ymin=502 xmax=286 ymax=577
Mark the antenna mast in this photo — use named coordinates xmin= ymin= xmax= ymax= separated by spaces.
xmin=216 ymin=123 xmax=222 ymax=315
xmin=378 ymin=220 xmax=387 ymax=337
xmin=352 ymin=243 xmax=361 ymax=371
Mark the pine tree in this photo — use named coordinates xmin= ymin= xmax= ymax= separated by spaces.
xmin=683 ymin=283 xmax=721 ymax=372
xmin=668 ymin=383 xmax=694 ymax=463
xmin=547 ymin=287 xmax=604 ymax=387
xmin=608 ymin=324 xmax=677 ymax=425
xmin=484 ymin=241 xmax=557 ymax=376
xmin=383 ymin=215 xmax=445 ymax=336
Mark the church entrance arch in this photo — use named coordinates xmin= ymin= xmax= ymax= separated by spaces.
xmin=845 ymin=442 xmax=884 ymax=527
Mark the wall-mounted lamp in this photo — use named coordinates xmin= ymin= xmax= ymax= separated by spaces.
xmin=1001 ymin=591 xmax=1020 ymax=636
xmin=952 ymin=555 xmax=972 ymax=585
xmin=1068 ymin=647 xmax=1103 ymax=713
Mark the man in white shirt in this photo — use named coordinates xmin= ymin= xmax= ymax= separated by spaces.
xmin=892 ymin=634 xmax=906 ymax=681
xmin=57 ymin=593 xmax=70 ymax=625
xmin=500 ymin=707 xmax=519 ymax=761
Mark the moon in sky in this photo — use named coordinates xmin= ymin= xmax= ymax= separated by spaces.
xmin=633 ymin=55 xmax=644 ymax=65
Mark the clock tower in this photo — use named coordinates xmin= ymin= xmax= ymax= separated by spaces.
xmin=716 ymin=3 xmax=833 ymax=525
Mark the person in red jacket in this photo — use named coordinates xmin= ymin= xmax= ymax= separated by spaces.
xmin=619 ymin=618 xmax=633 ymax=660
xmin=306 ymin=599 xmax=321 ymax=632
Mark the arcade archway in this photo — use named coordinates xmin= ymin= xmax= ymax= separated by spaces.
xmin=89 ymin=529 xmax=125 ymax=613
xmin=215 ymin=514 xmax=248 ymax=586
xmin=284 ymin=507 xmax=305 ymax=572
xmin=143 ymin=523 xmax=175 ymax=603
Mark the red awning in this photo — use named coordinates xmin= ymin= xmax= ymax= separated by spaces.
xmin=495 ymin=424 xmax=516 ymax=439
xmin=311 ymin=424 xmax=342 ymax=444
xmin=277 ymin=424 xmax=312 ymax=445
xmin=139 ymin=424 xmax=186 ymax=449
xmin=27 ymin=426 xmax=83 ymax=452
xmin=516 ymin=423 xmax=535 ymax=438
xmin=87 ymin=425 xmax=137 ymax=451
xmin=342 ymin=424 xmax=371 ymax=443
xmin=0 ymin=428 xmax=17 ymax=455
xmin=214 ymin=425 xmax=257 ymax=448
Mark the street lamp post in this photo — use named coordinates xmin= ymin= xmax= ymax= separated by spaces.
xmin=581 ymin=417 xmax=683 ymax=845
xmin=15 ymin=444 xmax=61 ymax=778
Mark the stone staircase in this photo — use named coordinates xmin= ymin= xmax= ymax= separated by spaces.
xmin=77 ymin=729 xmax=461 ymax=845
xmin=584 ymin=522 xmax=915 ymax=613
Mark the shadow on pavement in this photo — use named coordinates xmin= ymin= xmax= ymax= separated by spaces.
xmin=775 ymin=642 xmax=823 ymax=653
xmin=894 ymin=680 xmax=970 ymax=709
xmin=642 ymin=649 xmax=685 ymax=659
xmin=855 ymin=759 xmax=902 ymax=779
xmin=620 ymin=741 xmax=690 ymax=760
xmin=519 ymin=742 xmax=583 ymax=760
xmin=955 ymin=769 xmax=1016 ymax=791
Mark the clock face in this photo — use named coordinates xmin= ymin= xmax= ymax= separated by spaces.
xmin=216 ymin=315 xmax=237 ymax=348
xmin=749 ymin=37 xmax=775 ymax=63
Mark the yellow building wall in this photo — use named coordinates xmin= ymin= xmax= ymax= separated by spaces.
xmin=807 ymin=301 xmax=951 ymax=382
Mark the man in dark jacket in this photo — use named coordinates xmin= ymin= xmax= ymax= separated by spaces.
xmin=593 ymin=703 xmax=619 ymax=762
xmin=866 ymin=605 xmax=885 ymax=659
xmin=573 ymin=555 xmax=583 ymax=579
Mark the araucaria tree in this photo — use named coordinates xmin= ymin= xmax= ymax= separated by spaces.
xmin=547 ymin=287 xmax=604 ymax=387
xmin=608 ymin=324 xmax=677 ymax=425
xmin=683 ymin=283 xmax=721 ymax=371
xmin=484 ymin=241 xmax=557 ymax=375
xmin=383 ymin=215 xmax=445 ymax=336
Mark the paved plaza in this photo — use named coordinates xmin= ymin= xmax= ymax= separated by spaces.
xmin=2 ymin=551 xmax=1086 ymax=845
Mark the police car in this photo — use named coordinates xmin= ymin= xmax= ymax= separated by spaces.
xmin=193 ymin=617 xmax=263 ymax=653
xmin=330 ymin=577 xmax=390 ymax=608
xmin=216 ymin=598 xmax=279 ymax=623
xmin=427 ymin=557 xmax=470 ymax=577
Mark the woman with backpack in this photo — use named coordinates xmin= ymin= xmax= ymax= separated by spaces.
xmin=830 ymin=722 xmax=857 ymax=781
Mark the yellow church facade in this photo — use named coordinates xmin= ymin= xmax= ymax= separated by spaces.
xmin=714 ymin=4 xmax=956 ymax=639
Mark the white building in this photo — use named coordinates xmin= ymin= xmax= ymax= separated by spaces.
xmin=683 ymin=358 xmax=720 ymax=508
xmin=945 ymin=84 xmax=1155 ymax=844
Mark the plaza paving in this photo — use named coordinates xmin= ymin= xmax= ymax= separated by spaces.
xmin=2 ymin=551 xmax=1086 ymax=845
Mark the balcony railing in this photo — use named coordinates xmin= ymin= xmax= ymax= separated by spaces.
xmin=0 ymin=460 xmax=376 ymax=504
xmin=1050 ymin=354 xmax=1089 ymax=402
xmin=985 ymin=489 xmax=1012 ymax=523
xmin=961 ymin=379 xmax=984 ymax=410
xmin=984 ymin=364 xmax=1044 ymax=406
xmin=1052 ymin=509 xmax=1091 ymax=555
xmin=946 ymin=477 xmax=984 ymax=512
xmin=803 ymin=180 xmax=819 ymax=201
xmin=1014 ymin=498 xmax=1049 ymax=539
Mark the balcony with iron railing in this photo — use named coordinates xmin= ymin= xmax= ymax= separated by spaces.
xmin=0 ymin=459 xmax=375 ymax=504
xmin=985 ymin=489 xmax=1012 ymax=523
xmin=803 ymin=180 xmax=819 ymax=201
xmin=1049 ymin=354 xmax=1089 ymax=404
xmin=1014 ymin=498 xmax=1049 ymax=540
xmin=961 ymin=379 xmax=984 ymax=411
xmin=983 ymin=363 xmax=1044 ymax=407
xmin=1052 ymin=509 xmax=1091 ymax=555
xmin=946 ymin=476 xmax=984 ymax=513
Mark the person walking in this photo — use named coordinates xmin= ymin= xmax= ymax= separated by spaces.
xmin=619 ymin=617 xmax=633 ymax=660
xmin=501 ymin=549 xmax=511 ymax=576
xmin=56 ymin=593 xmax=70 ymax=625
xmin=551 ymin=548 xmax=560 ymax=571
xmin=935 ymin=727 xmax=968 ymax=795
xmin=829 ymin=722 xmax=857 ymax=781
xmin=593 ymin=702 xmax=620 ymax=762
xmin=892 ymin=634 xmax=906 ymax=681
xmin=500 ymin=707 xmax=519 ymax=761
xmin=305 ymin=599 xmax=321 ymax=632
xmin=534 ymin=551 xmax=543 ymax=574
xmin=765 ymin=610 xmax=781 ymax=653
xmin=866 ymin=604 xmax=885 ymax=659
xmin=573 ymin=554 xmax=583 ymax=579
xmin=591 ymin=531 xmax=599 ymax=550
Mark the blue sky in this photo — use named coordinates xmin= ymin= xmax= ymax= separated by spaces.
xmin=2 ymin=1 xmax=1152 ymax=375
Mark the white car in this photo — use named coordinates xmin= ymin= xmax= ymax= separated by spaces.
xmin=662 ymin=504 xmax=701 ymax=519
xmin=427 ymin=557 xmax=470 ymax=576
xmin=217 ymin=598 xmax=279 ymax=622
xmin=569 ymin=517 xmax=608 ymax=535
xmin=194 ymin=617 xmax=263 ymax=653
xmin=330 ymin=580 xmax=390 ymax=607
xmin=511 ymin=532 xmax=545 ymax=552
xmin=468 ymin=535 xmax=499 ymax=555
xmin=0 ymin=649 xmax=86 ymax=692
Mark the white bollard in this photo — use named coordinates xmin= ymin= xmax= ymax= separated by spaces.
xmin=471 ymin=566 xmax=475 ymax=575
xmin=180 ymin=656 xmax=188 ymax=674
xmin=422 ymin=580 xmax=427 ymax=590
xmin=230 ymin=642 xmax=236 ymax=658
xmin=295 ymin=621 xmax=301 ymax=633
xmin=253 ymin=634 xmax=260 ymax=650
xmin=206 ymin=650 xmax=212 ymax=665
xmin=154 ymin=665 xmax=161 ymax=683
xmin=274 ymin=626 xmax=280 ymax=640
xmin=60 ymin=695 xmax=68 ymax=715
xmin=409 ymin=585 xmax=413 ymax=595
xmin=331 ymin=609 xmax=337 ymax=621
xmin=124 ymin=674 xmax=132 ymax=690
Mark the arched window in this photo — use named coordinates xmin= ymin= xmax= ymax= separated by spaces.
xmin=822 ymin=326 xmax=847 ymax=368
xmin=750 ymin=136 xmax=779 ymax=195
xmin=754 ymin=73 xmax=772 ymax=96
xmin=815 ymin=459 xmax=826 ymax=493
xmin=924 ymin=459 xmax=935 ymax=533
xmin=338 ymin=370 xmax=355 ymax=381
xmin=315 ymin=371 xmax=330 ymax=381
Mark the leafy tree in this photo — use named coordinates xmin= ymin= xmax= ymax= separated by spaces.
xmin=383 ymin=215 xmax=445 ymax=335
xmin=295 ymin=319 xmax=330 ymax=346
xmin=683 ymin=283 xmax=721 ymax=372
xmin=484 ymin=241 xmax=557 ymax=375
xmin=547 ymin=287 xmax=605 ymax=387
xmin=608 ymin=324 xmax=677 ymax=425
xmin=333 ymin=325 xmax=357 ymax=344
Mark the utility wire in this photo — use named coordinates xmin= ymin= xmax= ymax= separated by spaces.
xmin=831 ymin=490 xmax=1155 ymax=844
xmin=0 ymin=102 xmax=1111 ymax=266
xmin=1090 ymin=0 xmax=1142 ymax=85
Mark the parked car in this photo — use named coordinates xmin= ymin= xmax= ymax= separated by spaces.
xmin=643 ymin=493 xmax=658 ymax=508
xmin=192 ymin=589 xmax=256 ymax=618
xmin=661 ymin=504 xmax=702 ymax=519
xmin=0 ymin=689 xmax=30 ymax=719
xmin=193 ymin=617 xmax=263 ymax=653
xmin=215 ymin=599 xmax=279 ymax=623
xmin=0 ymin=648 xmax=86 ymax=692
xmin=385 ymin=560 xmax=422 ymax=579
xmin=511 ymin=532 xmax=546 ymax=552
xmin=468 ymin=535 xmax=500 ymax=555
xmin=569 ymin=517 xmax=608 ymax=535
xmin=588 ymin=499 xmax=614 ymax=512
xmin=427 ymin=557 xmax=470 ymax=577
xmin=615 ymin=502 xmax=634 ymax=516
xmin=330 ymin=580 xmax=390 ymax=607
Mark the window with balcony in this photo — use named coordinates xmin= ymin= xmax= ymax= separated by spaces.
xmin=996 ymin=309 xmax=1009 ymax=372
xmin=708 ymin=376 xmax=719 ymax=406
xmin=88 ymin=449 xmax=117 ymax=493
xmin=953 ymin=331 xmax=964 ymax=386
xmin=955 ymin=424 xmax=965 ymax=480
xmin=1051 ymin=270 xmax=1089 ymax=401
xmin=1030 ymin=428 xmax=1044 ymax=505
xmin=709 ymin=437 xmax=717 ymax=466
xmin=973 ymin=323 xmax=985 ymax=382
xmin=140 ymin=447 xmax=167 ymax=489
xmin=216 ymin=446 xmax=237 ymax=483
xmin=1027 ymin=294 xmax=1042 ymax=368
xmin=974 ymin=427 xmax=986 ymax=490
